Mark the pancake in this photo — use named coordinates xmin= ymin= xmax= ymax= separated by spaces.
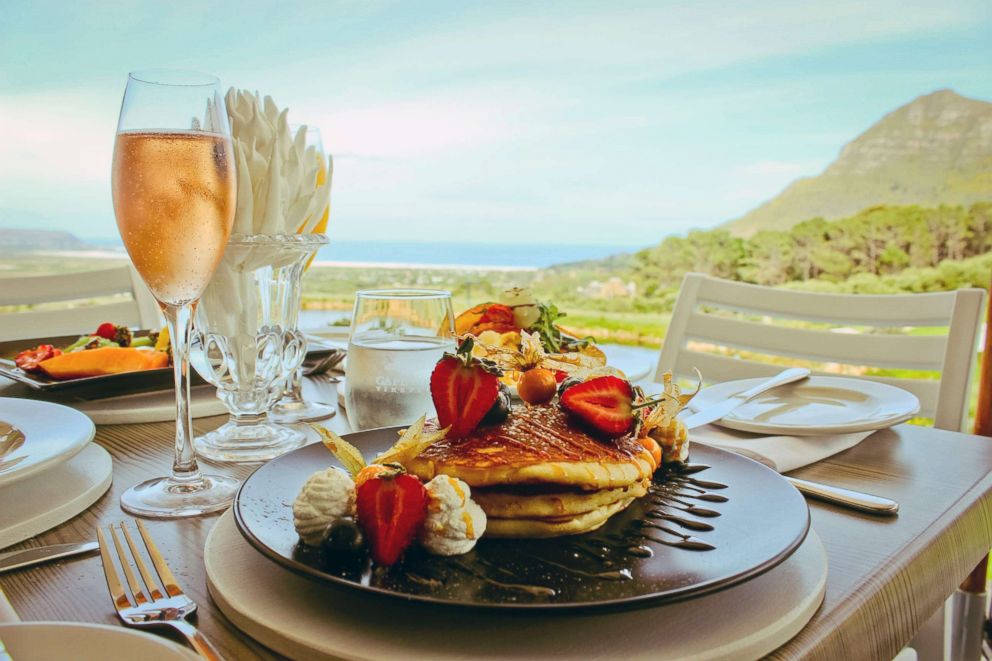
xmin=405 ymin=405 xmax=654 ymax=490
xmin=473 ymin=479 xmax=649 ymax=518
xmin=485 ymin=498 xmax=634 ymax=538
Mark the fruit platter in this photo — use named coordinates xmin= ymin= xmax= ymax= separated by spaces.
xmin=235 ymin=338 xmax=811 ymax=610
xmin=453 ymin=288 xmax=619 ymax=401
xmin=0 ymin=323 xmax=186 ymax=395
xmin=0 ymin=323 xmax=338 ymax=396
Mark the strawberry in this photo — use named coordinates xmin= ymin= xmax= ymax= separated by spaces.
xmin=454 ymin=303 xmax=519 ymax=336
xmin=559 ymin=375 xmax=635 ymax=438
xmin=355 ymin=467 xmax=429 ymax=566
xmin=471 ymin=321 xmax=519 ymax=334
xmin=430 ymin=337 xmax=502 ymax=437
xmin=94 ymin=322 xmax=117 ymax=340
xmin=478 ymin=303 xmax=516 ymax=327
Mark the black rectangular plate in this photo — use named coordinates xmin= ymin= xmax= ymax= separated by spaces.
xmin=0 ymin=332 xmax=340 ymax=399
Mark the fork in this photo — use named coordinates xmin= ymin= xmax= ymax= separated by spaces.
xmin=303 ymin=348 xmax=346 ymax=377
xmin=97 ymin=520 xmax=223 ymax=660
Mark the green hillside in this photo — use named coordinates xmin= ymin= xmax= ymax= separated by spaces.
xmin=723 ymin=90 xmax=992 ymax=236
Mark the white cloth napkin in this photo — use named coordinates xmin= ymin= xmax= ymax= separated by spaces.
xmin=689 ymin=424 xmax=875 ymax=472
xmin=224 ymin=89 xmax=332 ymax=236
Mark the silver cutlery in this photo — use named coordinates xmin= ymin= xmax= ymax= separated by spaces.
xmin=0 ymin=541 xmax=98 ymax=574
xmin=97 ymin=520 xmax=222 ymax=660
xmin=786 ymin=476 xmax=899 ymax=515
xmin=0 ymin=423 xmax=25 ymax=459
xmin=303 ymin=348 xmax=346 ymax=377
xmin=681 ymin=367 xmax=811 ymax=429
xmin=729 ymin=448 xmax=900 ymax=515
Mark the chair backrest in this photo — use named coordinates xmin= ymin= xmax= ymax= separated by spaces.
xmin=0 ymin=264 xmax=162 ymax=341
xmin=656 ymin=273 xmax=986 ymax=432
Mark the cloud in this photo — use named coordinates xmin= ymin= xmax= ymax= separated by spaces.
xmin=0 ymin=0 xmax=988 ymax=243
xmin=0 ymin=89 xmax=117 ymax=185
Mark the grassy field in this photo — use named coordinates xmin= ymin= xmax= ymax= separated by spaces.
xmin=0 ymin=254 xmax=126 ymax=276
xmin=3 ymin=252 xmax=986 ymax=428
xmin=557 ymin=310 xmax=669 ymax=348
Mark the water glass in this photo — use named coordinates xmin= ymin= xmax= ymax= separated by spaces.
xmin=345 ymin=289 xmax=455 ymax=431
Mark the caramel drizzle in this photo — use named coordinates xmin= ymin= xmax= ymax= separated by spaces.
xmin=424 ymin=406 xmax=639 ymax=466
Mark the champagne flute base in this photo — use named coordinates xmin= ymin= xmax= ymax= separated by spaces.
xmin=269 ymin=398 xmax=337 ymax=423
xmin=194 ymin=421 xmax=306 ymax=463
xmin=120 ymin=474 xmax=240 ymax=519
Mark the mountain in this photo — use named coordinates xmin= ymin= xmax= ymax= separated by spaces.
xmin=723 ymin=89 xmax=992 ymax=236
xmin=0 ymin=228 xmax=90 ymax=251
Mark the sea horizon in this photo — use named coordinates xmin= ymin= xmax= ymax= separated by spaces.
xmin=75 ymin=238 xmax=648 ymax=269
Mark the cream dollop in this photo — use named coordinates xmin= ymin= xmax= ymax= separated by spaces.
xmin=293 ymin=467 xmax=356 ymax=546
xmin=225 ymin=88 xmax=332 ymax=236
xmin=419 ymin=475 xmax=487 ymax=556
xmin=650 ymin=418 xmax=690 ymax=464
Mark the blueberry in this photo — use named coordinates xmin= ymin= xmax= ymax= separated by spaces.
xmin=557 ymin=377 xmax=582 ymax=398
xmin=482 ymin=384 xmax=512 ymax=425
xmin=323 ymin=517 xmax=365 ymax=553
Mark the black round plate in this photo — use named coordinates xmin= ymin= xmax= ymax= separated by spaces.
xmin=234 ymin=428 xmax=809 ymax=611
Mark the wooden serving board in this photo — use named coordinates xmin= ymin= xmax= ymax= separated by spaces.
xmin=205 ymin=511 xmax=827 ymax=661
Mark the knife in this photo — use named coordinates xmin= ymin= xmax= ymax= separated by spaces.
xmin=725 ymin=447 xmax=900 ymax=515
xmin=0 ymin=542 xmax=98 ymax=574
xmin=681 ymin=367 xmax=811 ymax=430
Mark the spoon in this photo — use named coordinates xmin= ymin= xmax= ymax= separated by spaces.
xmin=0 ymin=422 xmax=25 ymax=458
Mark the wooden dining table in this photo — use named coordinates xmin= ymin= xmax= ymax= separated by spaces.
xmin=1 ymin=374 xmax=991 ymax=660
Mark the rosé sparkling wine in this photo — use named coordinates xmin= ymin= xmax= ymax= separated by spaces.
xmin=112 ymin=130 xmax=236 ymax=306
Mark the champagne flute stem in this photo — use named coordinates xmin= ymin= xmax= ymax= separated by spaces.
xmin=162 ymin=302 xmax=202 ymax=482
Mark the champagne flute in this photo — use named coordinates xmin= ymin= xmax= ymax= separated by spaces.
xmin=111 ymin=70 xmax=239 ymax=518
xmin=270 ymin=125 xmax=336 ymax=423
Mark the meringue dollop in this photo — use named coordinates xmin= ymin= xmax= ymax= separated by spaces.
xmin=419 ymin=475 xmax=487 ymax=556
xmin=293 ymin=467 xmax=356 ymax=546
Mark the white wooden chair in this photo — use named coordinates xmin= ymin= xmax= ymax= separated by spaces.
xmin=656 ymin=273 xmax=985 ymax=432
xmin=656 ymin=273 xmax=986 ymax=661
xmin=0 ymin=264 xmax=161 ymax=341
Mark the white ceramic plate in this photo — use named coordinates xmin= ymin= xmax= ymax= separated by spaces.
xmin=690 ymin=376 xmax=920 ymax=436
xmin=0 ymin=398 xmax=95 ymax=488
xmin=0 ymin=622 xmax=198 ymax=660
xmin=600 ymin=344 xmax=653 ymax=383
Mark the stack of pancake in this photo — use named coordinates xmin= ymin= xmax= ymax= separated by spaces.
xmin=405 ymin=405 xmax=655 ymax=538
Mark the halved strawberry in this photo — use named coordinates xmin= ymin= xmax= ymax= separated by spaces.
xmin=355 ymin=468 xmax=429 ymax=566
xmin=560 ymin=375 xmax=635 ymax=438
xmin=430 ymin=337 xmax=501 ymax=437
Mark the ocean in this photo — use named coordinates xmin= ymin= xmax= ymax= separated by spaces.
xmin=80 ymin=238 xmax=647 ymax=269
xmin=312 ymin=240 xmax=646 ymax=269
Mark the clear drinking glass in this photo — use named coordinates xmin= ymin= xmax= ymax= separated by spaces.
xmin=270 ymin=125 xmax=336 ymax=424
xmin=345 ymin=289 xmax=455 ymax=431
xmin=111 ymin=69 xmax=239 ymax=518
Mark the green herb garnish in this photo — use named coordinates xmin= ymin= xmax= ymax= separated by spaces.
xmin=527 ymin=302 xmax=593 ymax=353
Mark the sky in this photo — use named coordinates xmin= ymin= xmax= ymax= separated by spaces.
xmin=1 ymin=0 xmax=990 ymax=247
